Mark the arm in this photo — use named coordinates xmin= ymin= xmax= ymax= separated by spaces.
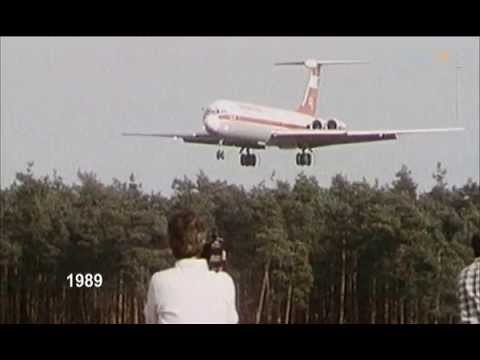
xmin=456 ymin=268 xmax=478 ymax=324
xmin=457 ymin=273 xmax=466 ymax=323
xmin=144 ymin=276 xmax=158 ymax=324
xmin=223 ymin=274 xmax=239 ymax=324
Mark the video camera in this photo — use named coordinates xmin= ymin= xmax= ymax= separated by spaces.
xmin=202 ymin=233 xmax=227 ymax=271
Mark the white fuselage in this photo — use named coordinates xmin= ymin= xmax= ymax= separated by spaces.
xmin=203 ymin=99 xmax=315 ymax=146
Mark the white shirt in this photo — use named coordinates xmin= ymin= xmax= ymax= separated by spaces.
xmin=144 ymin=258 xmax=239 ymax=324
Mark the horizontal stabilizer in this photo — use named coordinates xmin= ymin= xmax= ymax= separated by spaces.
xmin=275 ymin=59 xmax=369 ymax=69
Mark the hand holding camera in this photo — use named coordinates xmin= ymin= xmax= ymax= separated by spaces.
xmin=202 ymin=233 xmax=227 ymax=272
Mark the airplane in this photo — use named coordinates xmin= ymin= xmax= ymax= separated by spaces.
xmin=123 ymin=59 xmax=463 ymax=167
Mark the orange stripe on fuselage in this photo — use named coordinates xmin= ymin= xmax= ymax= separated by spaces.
xmin=219 ymin=114 xmax=306 ymax=130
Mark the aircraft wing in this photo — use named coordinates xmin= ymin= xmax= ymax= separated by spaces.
xmin=268 ymin=128 xmax=464 ymax=149
xmin=122 ymin=131 xmax=221 ymax=145
xmin=122 ymin=131 xmax=266 ymax=149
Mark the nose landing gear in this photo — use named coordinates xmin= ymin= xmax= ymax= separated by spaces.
xmin=216 ymin=149 xmax=225 ymax=160
xmin=296 ymin=149 xmax=312 ymax=166
xmin=216 ymin=140 xmax=225 ymax=160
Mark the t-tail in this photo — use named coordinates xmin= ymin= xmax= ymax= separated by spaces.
xmin=275 ymin=59 xmax=369 ymax=116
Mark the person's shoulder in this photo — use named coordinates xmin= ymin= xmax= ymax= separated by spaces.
xmin=458 ymin=264 xmax=469 ymax=277
xmin=465 ymin=259 xmax=480 ymax=275
xmin=458 ymin=261 xmax=477 ymax=281
xmin=213 ymin=271 xmax=235 ymax=286
xmin=464 ymin=259 xmax=480 ymax=271
xmin=150 ymin=267 xmax=177 ymax=283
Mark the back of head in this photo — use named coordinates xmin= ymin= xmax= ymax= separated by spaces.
xmin=472 ymin=233 xmax=480 ymax=258
xmin=168 ymin=209 xmax=207 ymax=260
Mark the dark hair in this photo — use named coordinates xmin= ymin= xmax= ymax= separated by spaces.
xmin=168 ymin=209 xmax=207 ymax=259
xmin=472 ymin=233 xmax=480 ymax=258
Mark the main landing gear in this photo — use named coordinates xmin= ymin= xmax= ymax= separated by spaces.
xmin=240 ymin=148 xmax=256 ymax=167
xmin=296 ymin=150 xmax=312 ymax=166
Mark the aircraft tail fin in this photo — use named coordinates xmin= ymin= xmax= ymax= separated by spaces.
xmin=275 ymin=59 xmax=368 ymax=116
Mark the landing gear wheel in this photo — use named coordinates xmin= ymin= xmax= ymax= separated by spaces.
xmin=300 ymin=153 xmax=306 ymax=166
xmin=296 ymin=151 xmax=312 ymax=166
xmin=296 ymin=152 xmax=306 ymax=166
xmin=240 ymin=153 xmax=256 ymax=167
xmin=306 ymin=153 xmax=312 ymax=166
xmin=216 ymin=150 xmax=225 ymax=160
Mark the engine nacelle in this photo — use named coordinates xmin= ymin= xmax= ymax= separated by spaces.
xmin=311 ymin=119 xmax=325 ymax=130
xmin=326 ymin=118 xmax=347 ymax=130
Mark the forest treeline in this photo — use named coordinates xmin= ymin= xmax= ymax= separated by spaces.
xmin=1 ymin=162 xmax=479 ymax=323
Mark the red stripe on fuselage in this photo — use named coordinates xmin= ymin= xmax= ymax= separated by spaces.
xmin=219 ymin=114 xmax=306 ymax=130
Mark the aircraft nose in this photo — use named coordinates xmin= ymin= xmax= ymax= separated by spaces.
xmin=204 ymin=115 xmax=220 ymax=133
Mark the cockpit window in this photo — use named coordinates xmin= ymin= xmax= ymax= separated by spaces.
xmin=203 ymin=108 xmax=213 ymax=119
xmin=203 ymin=108 xmax=222 ymax=119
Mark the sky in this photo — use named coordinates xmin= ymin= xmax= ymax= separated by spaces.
xmin=1 ymin=37 xmax=478 ymax=196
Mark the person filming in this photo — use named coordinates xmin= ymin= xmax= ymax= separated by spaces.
xmin=457 ymin=233 xmax=480 ymax=324
xmin=144 ymin=209 xmax=238 ymax=324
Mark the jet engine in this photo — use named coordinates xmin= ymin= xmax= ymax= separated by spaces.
xmin=311 ymin=119 xmax=325 ymax=130
xmin=326 ymin=118 xmax=347 ymax=130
